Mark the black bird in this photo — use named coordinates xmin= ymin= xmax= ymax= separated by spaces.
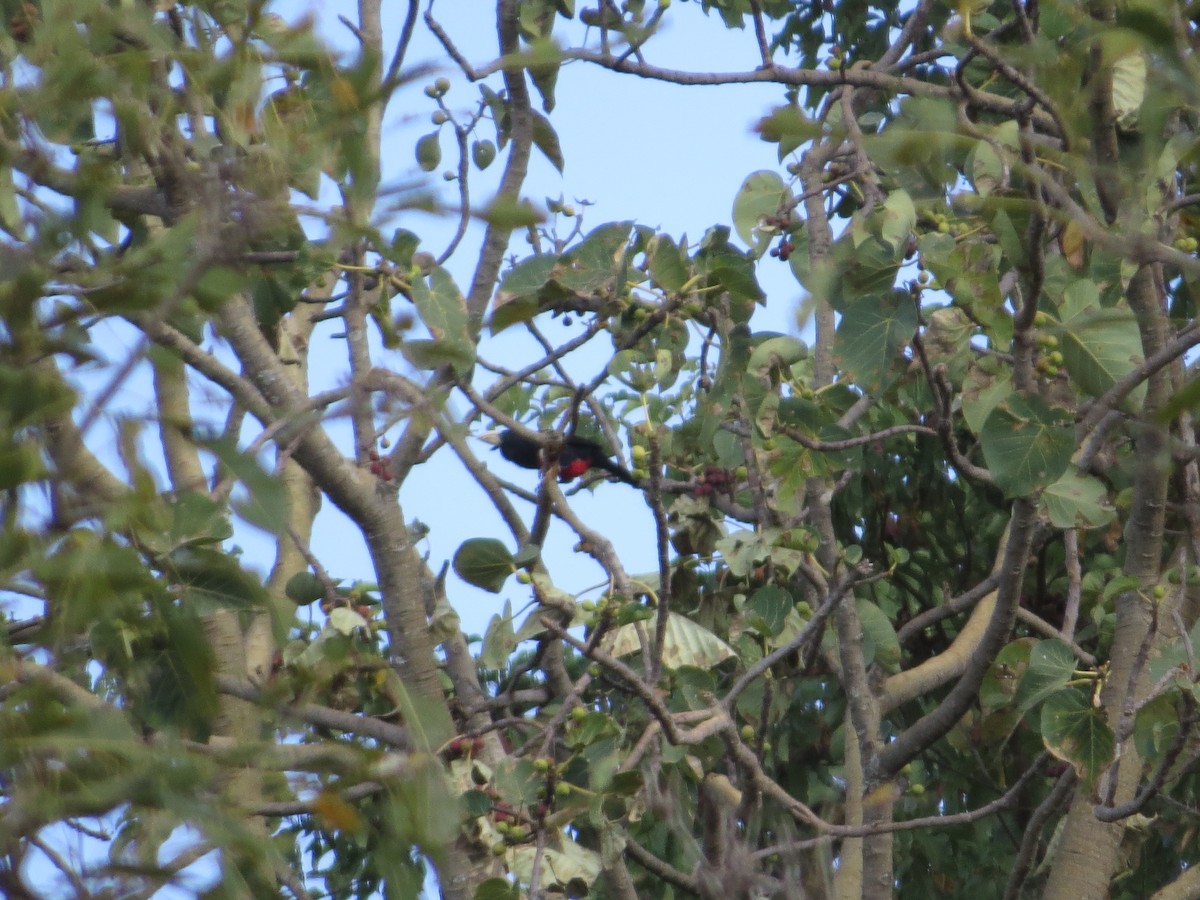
xmin=479 ymin=429 xmax=640 ymax=486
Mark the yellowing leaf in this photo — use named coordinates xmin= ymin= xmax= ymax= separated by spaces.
xmin=1112 ymin=52 xmax=1146 ymax=131
xmin=1060 ymin=219 xmax=1086 ymax=270
xmin=313 ymin=790 xmax=366 ymax=834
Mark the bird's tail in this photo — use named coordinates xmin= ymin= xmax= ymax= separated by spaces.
xmin=595 ymin=457 xmax=640 ymax=486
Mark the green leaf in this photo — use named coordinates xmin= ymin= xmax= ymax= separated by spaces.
xmin=748 ymin=334 xmax=808 ymax=380
xmin=527 ymin=38 xmax=561 ymax=112
xmin=387 ymin=686 xmax=456 ymax=757
xmin=413 ymin=266 xmax=468 ymax=337
xmin=647 ymin=233 xmax=689 ymax=293
xmin=0 ymin=443 xmax=46 ymax=490
xmin=980 ymin=639 xmax=1035 ymax=710
xmin=1148 ymin=618 xmax=1200 ymax=683
xmin=509 ymin=839 xmax=601 ymax=892
xmin=675 ymin=666 xmax=718 ymax=711
xmin=491 ymin=254 xmax=557 ymax=333
xmin=475 ymin=878 xmax=521 ymax=900
xmin=732 ymin=170 xmax=793 ymax=257
xmin=833 ymin=291 xmax=917 ymax=391
xmin=406 ymin=265 xmax=475 ymax=375
xmin=878 ymin=190 xmax=916 ymax=252
xmin=1133 ymin=693 xmax=1179 ymax=763
xmin=197 ymin=435 xmax=289 ymax=534
xmin=716 ymin=530 xmax=770 ymax=578
xmin=0 ymin=168 xmax=24 ymax=239
xmin=472 ymin=139 xmax=497 ymax=170
xmin=165 ymin=547 xmax=268 ymax=612
xmin=512 ymin=544 xmax=541 ymax=567
xmin=711 ymin=255 xmax=765 ymax=303
xmin=856 ymin=598 xmax=901 ymax=673
xmin=1041 ymin=468 xmax=1117 ymax=529
xmin=1102 ymin=574 xmax=1144 ymax=605
xmin=1040 ymin=688 xmax=1114 ymax=784
xmin=836 ymin=236 xmax=903 ymax=307
xmin=463 ymin=789 xmax=494 ymax=818
xmin=1157 ymin=372 xmax=1200 ymax=421
xmin=969 ymin=138 xmax=1004 ymax=197
xmin=962 ymin=356 xmax=1013 ymax=435
xmin=557 ymin=222 xmax=633 ymax=294
xmin=480 ymin=601 xmax=517 ymax=669
xmin=1055 ymin=281 xmax=1143 ymax=402
xmin=453 ymin=538 xmax=515 ymax=593
xmin=531 ymin=111 xmax=564 ymax=172
xmin=400 ymin=338 xmax=476 ymax=374
xmin=391 ymin=229 xmax=422 ymax=268
xmin=1016 ymin=640 xmax=1076 ymax=711
xmin=285 ymin=571 xmax=325 ymax=606
xmin=746 ymin=585 xmax=791 ymax=638
xmin=478 ymin=196 xmax=544 ymax=228
xmin=167 ymin=492 xmax=233 ymax=547
xmin=980 ymin=393 xmax=1074 ymax=497
xmin=495 ymin=254 xmax=556 ymax=303
xmin=416 ymin=131 xmax=442 ymax=171
xmin=755 ymin=105 xmax=819 ymax=159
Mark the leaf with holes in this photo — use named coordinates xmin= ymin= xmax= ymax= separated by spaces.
xmin=1041 ymin=468 xmax=1116 ymax=529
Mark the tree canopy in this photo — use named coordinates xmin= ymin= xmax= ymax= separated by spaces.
xmin=4 ymin=0 xmax=1200 ymax=898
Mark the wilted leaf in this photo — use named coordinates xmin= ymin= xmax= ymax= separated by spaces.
xmin=1112 ymin=51 xmax=1146 ymax=130
xmin=1060 ymin=219 xmax=1086 ymax=270
xmin=328 ymin=606 xmax=369 ymax=635
xmin=509 ymin=838 xmax=601 ymax=892
xmin=607 ymin=613 xmax=736 ymax=669
xmin=962 ymin=357 xmax=1013 ymax=435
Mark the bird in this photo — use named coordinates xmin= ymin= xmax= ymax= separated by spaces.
xmin=479 ymin=428 xmax=640 ymax=486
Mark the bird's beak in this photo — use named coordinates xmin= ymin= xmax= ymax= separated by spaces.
xmin=476 ymin=430 xmax=502 ymax=448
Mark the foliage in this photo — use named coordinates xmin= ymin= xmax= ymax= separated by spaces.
xmin=4 ymin=0 xmax=1200 ymax=899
